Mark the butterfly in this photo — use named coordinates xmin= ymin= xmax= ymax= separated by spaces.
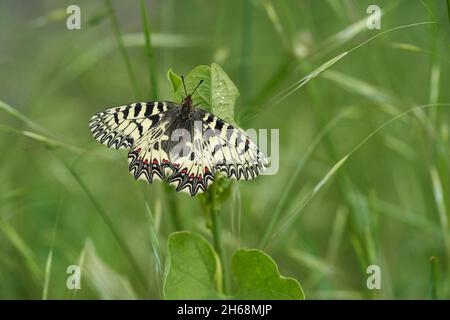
xmin=89 ymin=78 xmax=268 ymax=196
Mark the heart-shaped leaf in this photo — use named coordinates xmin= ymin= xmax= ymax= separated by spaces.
xmin=232 ymin=249 xmax=305 ymax=300
xmin=169 ymin=63 xmax=238 ymax=123
xmin=163 ymin=231 xmax=222 ymax=299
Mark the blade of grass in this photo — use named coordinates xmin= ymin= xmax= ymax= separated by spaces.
xmin=69 ymin=242 xmax=87 ymax=300
xmin=32 ymin=33 xmax=204 ymax=109
xmin=0 ymin=100 xmax=52 ymax=136
xmin=347 ymin=21 xmax=437 ymax=54
xmin=268 ymin=51 xmax=348 ymax=106
xmin=0 ymin=124 xmax=84 ymax=154
xmin=316 ymin=16 xmax=371 ymax=59
xmin=326 ymin=206 xmax=349 ymax=263
xmin=321 ymin=70 xmax=398 ymax=106
xmin=314 ymin=0 xmax=400 ymax=60
xmin=289 ymin=249 xmax=335 ymax=277
xmin=270 ymin=155 xmax=349 ymax=245
xmin=259 ymin=106 xmax=357 ymax=248
xmin=42 ymin=208 xmax=61 ymax=300
xmin=268 ymin=103 xmax=450 ymax=245
xmin=376 ymin=199 xmax=442 ymax=235
xmin=83 ymin=240 xmax=138 ymax=299
xmin=104 ymin=0 xmax=141 ymax=100
xmin=430 ymin=167 xmax=450 ymax=264
xmin=239 ymin=0 xmax=253 ymax=105
xmin=262 ymin=0 xmax=291 ymax=52
xmin=243 ymin=56 xmax=295 ymax=122
xmin=144 ymin=201 xmax=163 ymax=298
xmin=0 ymin=218 xmax=42 ymax=284
xmin=140 ymin=0 xmax=159 ymax=99
xmin=57 ymin=156 xmax=147 ymax=294
xmin=266 ymin=21 xmax=437 ymax=109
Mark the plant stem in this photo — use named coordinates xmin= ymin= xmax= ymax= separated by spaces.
xmin=164 ymin=184 xmax=183 ymax=231
xmin=429 ymin=256 xmax=439 ymax=300
xmin=140 ymin=0 xmax=159 ymax=99
xmin=105 ymin=0 xmax=141 ymax=100
xmin=447 ymin=0 xmax=450 ymax=23
xmin=209 ymin=188 xmax=229 ymax=295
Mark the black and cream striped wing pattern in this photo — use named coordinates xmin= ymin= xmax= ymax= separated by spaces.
xmin=89 ymin=101 xmax=268 ymax=196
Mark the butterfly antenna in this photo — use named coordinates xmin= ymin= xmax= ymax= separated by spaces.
xmin=181 ymin=75 xmax=188 ymax=97
xmin=191 ymin=80 xmax=204 ymax=96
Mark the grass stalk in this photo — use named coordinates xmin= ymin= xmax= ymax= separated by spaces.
xmin=164 ymin=185 xmax=183 ymax=231
xmin=144 ymin=201 xmax=163 ymax=298
xmin=239 ymin=0 xmax=252 ymax=105
xmin=429 ymin=256 xmax=440 ymax=299
xmin=210 ymin=200 xmax=228 ymax=295
xmin=0 ymin=100 xmax=51 ymax=136
xmin=0 ymin=218 xmax=42 ymax=285
xmin=261 ymin=0 xmax=292 ymax=52
xmin=268 ymin=103 xmax=450 ymax=244
xmin=42 ymin=208 xmax=61 ymax=300
xmin=104 ymin=0 xmax=141 ymax=100
xmin=58 ymin=156 xmax=148 ymax=294
xmin=447 ymin=0 xmax=450 ymax=23
xmin=204 ymin=183 xmax=229 ymax=295
xmin=259 ymin=107 xmax=354 ymax=248
xmin=140 ymin=0 xmax=159 ymax=99
xmin=430 ymin=167 xmax=450 ymax=264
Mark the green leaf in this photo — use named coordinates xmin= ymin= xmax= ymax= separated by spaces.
xmin=83 ymin=240 xmax=138 ymax=300
xmin=164 ymin=231 xmax=222 ymax=299
xmin=172 ymin=63 xmax=239 ymax=123
xmin=167 ymin=68 xmax=182 ymax=94
xmin=232 ymin=249 xmax=305 ymax=300
xmin=210 ymin=63 xmax=239 ymax=124
xmin=174 ymin=65 xmax=211 ymax=109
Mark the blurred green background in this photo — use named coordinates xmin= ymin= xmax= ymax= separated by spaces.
xmin=0 ymin=0 xmax=449 ymax=299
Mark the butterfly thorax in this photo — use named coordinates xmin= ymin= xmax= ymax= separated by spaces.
xmin=180 ymin=95 xmax=193 ymax=119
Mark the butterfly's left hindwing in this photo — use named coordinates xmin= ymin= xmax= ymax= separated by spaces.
xmin=89 ymin=101 xmax=268 ymax=196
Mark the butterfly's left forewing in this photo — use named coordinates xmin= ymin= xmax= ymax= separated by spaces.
xmin=89 ymin=101 xmax=171 ymax=150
